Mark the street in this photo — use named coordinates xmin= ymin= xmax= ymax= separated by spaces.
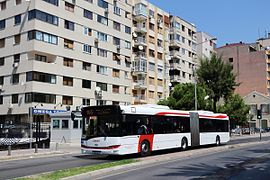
xmin=95 ymin=142 xmax=270 ymax=180
xmin=0 ymin=135 xmax=269 ymax=179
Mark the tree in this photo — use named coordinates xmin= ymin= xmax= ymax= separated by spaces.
xmin=219 ymin=94 xmax=250 ymax=128
xmin=196 ymin=53 xmax=238 ymax=112
xmin=158 ymin=83 xmax=209 ymax=110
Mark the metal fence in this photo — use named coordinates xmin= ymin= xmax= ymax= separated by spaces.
xmin=0 ymin=122 xmax=50 ymax=149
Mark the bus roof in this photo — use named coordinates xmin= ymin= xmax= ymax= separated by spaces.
xmin=120 ymin=104 xmax=228 ymax=120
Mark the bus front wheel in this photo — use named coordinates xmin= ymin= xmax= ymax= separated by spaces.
xmin=181 ymin=138 xmax=188 ymax=150
xmin=140 ymin=140 xmax=150 ymax=157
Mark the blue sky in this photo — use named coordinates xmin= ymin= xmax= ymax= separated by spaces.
xmin=148 ymin=0 xmax=270 ymax=47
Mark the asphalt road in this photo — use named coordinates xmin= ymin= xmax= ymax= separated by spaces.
xmin=0 ymin=135 xmax=269 ymax=179
xmin=95 ymin=142 xmax=270 ymax=180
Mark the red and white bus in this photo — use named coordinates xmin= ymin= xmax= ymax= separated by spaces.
xmin=81 ymin=104 xmax=229 ymax=156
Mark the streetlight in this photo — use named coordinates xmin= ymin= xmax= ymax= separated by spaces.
xmin=193 ymin=37 xmax=217 ymax=110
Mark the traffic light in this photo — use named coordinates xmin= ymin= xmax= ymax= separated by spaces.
xmin=257 ymin=109 xmax=262 ymax=119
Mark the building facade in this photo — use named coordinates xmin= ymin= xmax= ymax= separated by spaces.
xmin=168 ymin=16 xmax=197 ymax=87
xmin=196 ymin=31 xmax=216 ymax=59
xmin=216 ymin=42 xmax=268 ymax=97
xmin=131 ymin=0 xmax=170 ymax=104
xmin=0 ymin=0 xmax=133 ymax=125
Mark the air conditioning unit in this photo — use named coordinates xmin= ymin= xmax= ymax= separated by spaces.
xmin=13 ymin=62 xmax=19 ymax=68
xmin=8 ymin=104 xmax=13 ymax=110
xmin=104 ymin=8 xmax=109 ymax=14
xmin=0 ymin=85 xmax=3 ymax=91
xmin=116 ymin=45 xmax=121 ymax=50
xmin=94 ymin=38 xmax=99 ymax=43
xmin=95 ymin=90 xmax=102 ymax=97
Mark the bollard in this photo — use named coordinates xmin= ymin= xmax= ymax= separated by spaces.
xmin=35 ymin=144 xmax=38 ymax=153
xmin=42 ymin=143 xmax=45 ymax=149
xmin=56 ymin=143 xmax=59 ymax=151
xmin=7 ymin=146 xmax=11 ymax=156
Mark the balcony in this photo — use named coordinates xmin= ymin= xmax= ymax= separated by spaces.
xmin=133 ymin=80 xmax=147 ymax=89
xmin=170 ymin=39 xmax=181 ymax=48
xmin=133 ymin=95 xmax=147 ymax=104
xmin=170 ymin=50 xmax=181 ymax=59
xmin=134 ymin=23 xmax=147 ymax=33
xmin=133 ymin=4 xmax=147 ymax=21
xmin=170 ymin=75 xmax=181 ymax=82
xmin=170 ymin=63 xmax=181 ymax=70
xmin=134 ymin=37 xmax=147 ymax=47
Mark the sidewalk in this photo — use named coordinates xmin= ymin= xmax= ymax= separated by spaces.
xmin=0 ymin=144 xmax=81 ymax=161
xmin=230 ymin=132 xmax=270 ymax=140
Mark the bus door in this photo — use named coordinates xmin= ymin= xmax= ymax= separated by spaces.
xmin=190 ymin=112 xmax=200 ymax=147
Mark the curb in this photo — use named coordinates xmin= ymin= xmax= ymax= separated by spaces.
xmin=62 ymin=140 xmax=270 ymax=180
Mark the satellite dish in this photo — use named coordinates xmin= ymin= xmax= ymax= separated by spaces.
xmin=95 ymin=86 xmax=101 ymax=92
xmin=133 ymin=32 xmax=137 ymax=38
xmin=138 ymin=45 xmax=143 ymax=50
xmin=168 ymin=83 xmax=172 ymax=87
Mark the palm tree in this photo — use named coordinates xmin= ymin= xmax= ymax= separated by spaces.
xmin=196 ymin=54 xmax=238 ymax=112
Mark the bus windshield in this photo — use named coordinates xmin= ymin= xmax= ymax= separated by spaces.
xmin=82 ymin=115 xmax=122 ymax=138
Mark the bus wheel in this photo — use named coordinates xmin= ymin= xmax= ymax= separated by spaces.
xmin=181 ymin=138 xmax=188 ymax=150
xmin=140 ymin=140 xmax=150 ymax=157
xmin=216 ymin=136 xmax=221 ymax=146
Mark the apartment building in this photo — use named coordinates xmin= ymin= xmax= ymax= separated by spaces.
xmin=0 ymin=0 xmax=133 ymax=125
xmin=196 ymin=31 xmax=216 ymax=59
xmin=216 ymin=42 xmax=268 ymax=97
xmin=168 ymin=16 xmax=197 ymax=87
xmin=131 ymin=0 xmax=170 ymax=104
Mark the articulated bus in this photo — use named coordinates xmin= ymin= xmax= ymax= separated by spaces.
xmin=81 ymin=104 xmax=229 ymax=156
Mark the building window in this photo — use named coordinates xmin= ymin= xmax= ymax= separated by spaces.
xmin=113 ymin=53 xmax=121 ymax=65
xmin=64 ymin=39 xmax=74 ymax=49
xmin=65 ymin=2 xmax=74 ymax=12
xmin=26 ymin=71 xmax=56 ymax=84
xmin=157 ymin=79 xmax=163 ymax=86
xmin=0 ymin=19 xmax=5 ymax=30
xmin=149 ymin=49 xmax=155 ymax=57
xmin=113 ymin=21 xmax=121 ymax=31
xmin=124 ymin=41 xmax=131 ymax=49
xmin=112 ymin=69 xmax=120 ymax=78
xmin=82 ymin=62 xmax=91 ymax=71
xmin=149 ymin=77 xmax=155 ymax=85
xmin=14 ymin=54 xmax=20 ymax=63
xmin=229 ymin=58 xmax=233 ymax=63
xmin=149 ymin=62 xmax=155 ymax=71
xmin=12 ymin=74 xmax=19 ymax=84
xmin=0 ymin=96 xmax=3 ymax=105
xmin=12 ymin=94 xmax=19 ymax=104
xmin=0 ymin=38 xmax=5 ymax=48
xmin=83 ymin=44 xmax=91 ymax=54
xmin=149 ymin=91 xmax=154 ymax=98
xmin=43 ymin=0 xmax=58 ymax=6
xmin=83 ymin=27 xmax=92 ymax=36
xmin=96 ymin=82 xmax=107 ymax=91
xmin=97 ymin=32 xmax=107 ymax=41
xmin=28 ymin=9 xmax=58 ymax=26
xmin=28 ymin=30 xmax=58 ymax=45
xmin=0 ymin=76 xmax=3 ymax=85
xmin=97 ymin=48 xmax=107 ymax=57
xmin=62 ymin=96 xmax=73 ymax=105
xmin=64 ymin=20 xmax=74 ymax=31
xmin=14 ymin=14 xmax=21 ymax=25
xmin=113 ymin=37 xmax=120 ymax=46
xmin=63 ymin=76 xmax=73 ymax=86
xmin=157 ymin=52 xmax=163 ymax=60
xmin=112 ymin=85 xmax=120 ymax=93
xmin=35 ymin=54 xmax=47 ymax=62
xmin=52 ymin=119 xmax=60 ymax=129
xmin=97 ymin=15 xmax=108 ymax=25
xmin=98 ymin=0 xmax=108 ymax=9
xmin=0 ymin=57 xmax=4 ymax=66
xmin=25 ymin=92 xmax=56 ymax=103
xmin=16 ymin=0 xmax=22 ymax=5
xmin=83 ymin=9 xmax=93 ymax=20
xmin=96 ymin=65 xmax=108 ymax=75
xmin=61 ymin=120 xmax=69 ymax=129
xmin=157 ymin=39 xmax=162 ymax=47
xmin=14 ymin=34 xmax=21 ymax=45
xmin=85 ymin=0 xmax=93 ymax=3
xmin=149 ymin=23 xmax=154 ymax=31
xmin=0 ymin=1 xmax=6 ymax=11
xmin=125 ymin=26 xmax=131 ymax=34
xmin=63 ymin=57 xmax=73 ymax=67
xmin=82 ymin=98 xmax=90 ymax=106
xmin=82 ymin=79 xmax=91 ymax=89
xmin=114 ymin=6 xmax=121 ymax=15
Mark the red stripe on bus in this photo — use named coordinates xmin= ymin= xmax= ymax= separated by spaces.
xmin=138 ymin=134 xmax=154 ymax=153
xmin=156 ymin=112 xmax=228 ymax=119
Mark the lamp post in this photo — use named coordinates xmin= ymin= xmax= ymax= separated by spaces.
xmin=193 ymin=37 xmax=217 ymax=110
